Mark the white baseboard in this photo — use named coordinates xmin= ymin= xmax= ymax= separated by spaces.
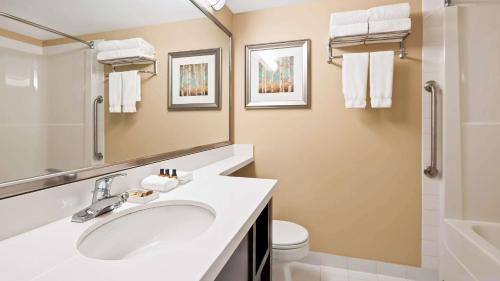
xmin=300 ymin=251 xmax=438 ymax=281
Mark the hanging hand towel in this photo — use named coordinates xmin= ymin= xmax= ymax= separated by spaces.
xmin=136 ymin=71 xmax=141 ymax=102
xmin=121 ymin=70 xmax=140 ymax=113
xmin=108 ymin=72 xmax=122 ymax=113
xmin=370 ymin=51 xmax=394 ymax=108
xmin=330 ymin=10 xmax=369 ymax=26
xmin=368 ymin=3 xmax=410 ymax=21
xmin=342 ymin=53 xmax=369 ymax=109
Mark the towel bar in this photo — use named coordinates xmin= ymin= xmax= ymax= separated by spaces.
xmin=327 ymin=30 xmax=410 ymax=64
xmin=100 ymin=56 xmax=158 ymax=77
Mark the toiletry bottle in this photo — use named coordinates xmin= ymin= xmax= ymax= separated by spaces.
xmin=171 ymin=169 xmax=177 ymax=179
xmin=160 ymin=169 xmax=166 ymax=177
xmin=165 ymin=169 xmax=171 ymax=178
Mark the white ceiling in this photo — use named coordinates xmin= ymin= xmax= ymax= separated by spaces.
xmin=0 ymin=0 xmax=204 ymax=40
xmin=225 ymin=0 xmax=313 ymax=13
xmin=1 ymin=0 xmax=316 ymax=40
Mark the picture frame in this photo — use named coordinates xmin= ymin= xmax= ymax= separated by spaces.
xmin=168 ymin=48 xmax=221 ymax=110
xmin=245 ymin=39 xmax=311 ymax=109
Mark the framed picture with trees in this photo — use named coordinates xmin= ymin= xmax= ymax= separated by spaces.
xmin=245 ymin=39 xmax=310 ymax=109
xmin=168 ymin=48 xmax=221 ymax=110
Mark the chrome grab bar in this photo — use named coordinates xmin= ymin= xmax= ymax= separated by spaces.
xmin=424 ymin=81 xmax=439 ymax=178
xmin=93 ymin=96 xmax=104 ymax=161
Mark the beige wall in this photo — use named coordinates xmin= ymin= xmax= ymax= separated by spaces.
xmin=231 ymin=0 xmax=422 ymax=266
xmin=0 ymin=28 xmax=43 ymax=46
xmin=45 ymin=17 xmax=231 ymax=163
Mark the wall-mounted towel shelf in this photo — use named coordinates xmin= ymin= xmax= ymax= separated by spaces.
xmin=99 ymin=56 xmax=158 ymax=76
xmin=327 ymin=30 xmax=411 ymax=63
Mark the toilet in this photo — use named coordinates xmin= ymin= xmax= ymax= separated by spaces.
xmin=272 ymin=220 xmax=310 ymax=281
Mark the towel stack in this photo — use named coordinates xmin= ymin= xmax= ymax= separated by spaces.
xmin=141 ymin=175 xmax=179 ymax=193
xmin=330 ymin=3 xmax=411 ymax=41
xmin=96 ymin=38 xmax=155 ymax=61
xmin=140 ymin=170 xmax=193 ymax=193
xmin=368 ymin=3 xmax=411 ymax=42
xmin=330 ymin=9 xmax=369 ymax=43
xmin=97 ymin=38 xmax=155 ymax=113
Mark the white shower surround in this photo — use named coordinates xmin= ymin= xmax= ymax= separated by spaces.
xmin=421 ymin=0 xmax=444 ymax=271
xmin=440 ymin=1 xmax=500 ymax=280
xmin=0 ymin=38 xmax=103 ymax=183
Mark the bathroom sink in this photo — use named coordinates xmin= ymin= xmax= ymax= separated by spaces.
xmin=473 ymin=224 xmax=500 ymax=250
xmin=77 ymin=201 xmax=215 ymax=260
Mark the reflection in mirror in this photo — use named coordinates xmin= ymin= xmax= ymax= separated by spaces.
xmin=0 ymin=0 xmax=230 ymax=185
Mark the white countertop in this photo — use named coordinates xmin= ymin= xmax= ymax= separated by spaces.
xmin=0 ymin=145 xmax=277 ymax=281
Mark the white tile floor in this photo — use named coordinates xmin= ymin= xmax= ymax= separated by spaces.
xmin=283 ymin=262 xmax=435 ymax=281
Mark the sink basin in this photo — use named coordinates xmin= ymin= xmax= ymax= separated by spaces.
xmin=77 ymin=201 xmax=215 ymax=260
xmin=473 ymin=223 xmax=500 ymax=250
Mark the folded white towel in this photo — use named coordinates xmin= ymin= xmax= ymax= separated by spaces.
xmin=176 ymin=171 xmax=193 ymax=184
xmin=97 ymin=48 xmax=155 ymax=61
xmin=108 ymin=72 xmax=122 ymax=113
xmin=331 ymin=23 xmax=368 ymax=38
xmin=368 ymin=3 xmax=410 ymax=21
xmin=330 ymin=10 xmax=369 ymax=26
xmin=141 ymin=175 xmax=179 ymax=192
xmin=369 ymin=18 xmax=412 ymax=34
xmin=121 ymin=71 xmax=140 ymax=113
xmin=370 ymin=51 xmax=394 ymax=108
xmin=97 ymin=38 xmax=155 ymax=53
xmin=342 ymin=53 xmax=369 ymax=109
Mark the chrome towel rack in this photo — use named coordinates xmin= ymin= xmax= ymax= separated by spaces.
xmin=100 ymin=56 xmax=159 ymax=77
xmin=0 ymin=12 xmax=94 ymax=49
xmin=327 ymin=30 xmax=411 ymax=63
xmin=424 ymin=80 xmax=439 ymax=178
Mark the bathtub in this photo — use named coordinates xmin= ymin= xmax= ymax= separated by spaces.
xmin=444 ymin=219 xmax=500 ymax=281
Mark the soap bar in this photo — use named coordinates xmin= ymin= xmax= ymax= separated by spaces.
xmin=127 ymin=189 xmax=159 ymax=204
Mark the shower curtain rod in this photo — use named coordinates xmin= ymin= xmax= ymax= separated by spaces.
xmin=445 ymin=0 xmax=500 ymax=6
xmin=0 ymin=12 xmax=94 ymax=49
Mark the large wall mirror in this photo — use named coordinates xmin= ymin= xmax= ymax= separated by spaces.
xmin=0 ymin=0 xmax=231 ymax=198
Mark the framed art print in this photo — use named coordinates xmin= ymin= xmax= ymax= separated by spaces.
xmin=245 ymin=39 xmax=310 ymax=109
xmin=168 ymin=48 xmax=221 ymax=110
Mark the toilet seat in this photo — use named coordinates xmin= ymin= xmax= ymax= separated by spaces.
xmin=272 ymin=220 xmax=309 ymax=250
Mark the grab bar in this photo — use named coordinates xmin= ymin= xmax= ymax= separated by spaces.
xmin=424 ymin=81 xmax=439 ymax=178
xmin=93 ymin=96 xmax=103 ymax=161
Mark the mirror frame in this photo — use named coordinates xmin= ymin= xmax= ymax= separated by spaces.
xmin=0 ymin=0 xmax=233 ymax=200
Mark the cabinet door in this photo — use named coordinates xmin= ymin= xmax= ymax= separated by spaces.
xmin=215 ymin=233 xmax=251 ymax=281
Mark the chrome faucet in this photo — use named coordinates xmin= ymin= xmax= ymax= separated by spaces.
xmin=72 ymin=173 xmax=129 ymax=223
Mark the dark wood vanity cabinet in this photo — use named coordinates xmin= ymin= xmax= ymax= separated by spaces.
xmin=215 ymin=200 xmax=272 ymax=281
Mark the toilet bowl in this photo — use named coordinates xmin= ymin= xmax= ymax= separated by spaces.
xmin=272 ymin=220 xmax=310 ymax=281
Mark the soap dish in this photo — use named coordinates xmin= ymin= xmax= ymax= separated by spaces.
xmin=127 ymin=189 xmax=159 ymax=204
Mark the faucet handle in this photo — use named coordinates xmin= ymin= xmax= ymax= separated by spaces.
xmin=93 ymin=173 xmax=127 ymax=200
xmin=97 ymin=173 xmax=127 ymax=181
